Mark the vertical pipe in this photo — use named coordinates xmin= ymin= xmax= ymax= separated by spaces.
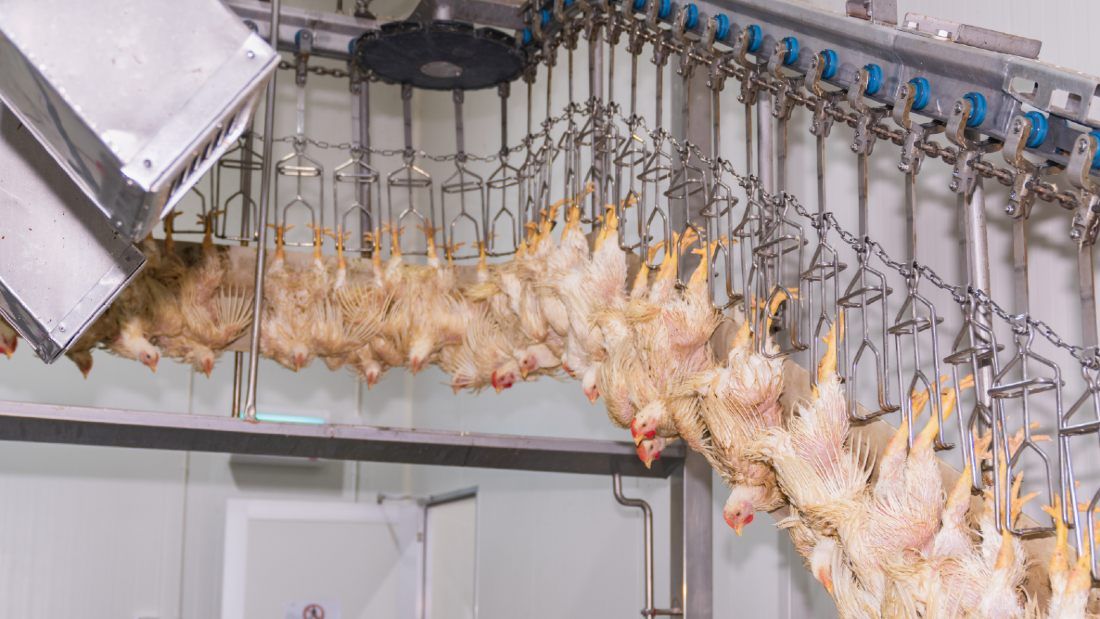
xmin=857 ymin=153 xmax=870 ymax=237
xmin=964 ymin=180 xmax=992 ymax=303
xmin=744 ymin=102 xmax=754 ymax=177
xmin=815 ymin=133 xmax=826 ymax=218
xmin=1012 ymin=217 xmax=1030 ymax=316
xmin=904 ymin=170 xmax=917 ymax=262
xmin=776 ymin=114 xmax=788 ymax=193
xmin=756 ymin=97 xmax=773 ymax=195
xmin=242 ymin=0 xmax=281 ymax=421
xmin=1080 ymin=243 xmax=1098 ymax=348
xmin=613 ymin=474 xmax=654 ymax=615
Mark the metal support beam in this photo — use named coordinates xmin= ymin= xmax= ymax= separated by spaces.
xmin=0 ymin=400 xmax=684 ymax=479
xmin=225 ymin=0 xmax=377 ymax=60
xmin=530 ymin=0 xmax=1100 ymax=172
xmin=669 ymin=451 xmax=714 ymax=618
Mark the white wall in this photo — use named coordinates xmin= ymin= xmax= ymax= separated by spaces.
xmin=1 ymin=0 xmax=1095 ymax=618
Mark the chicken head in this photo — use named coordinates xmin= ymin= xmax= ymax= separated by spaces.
xmin=723 ymin=485 xmax=768 ymax=536
xmin=635 ymin=436 xmax=665 ymax=469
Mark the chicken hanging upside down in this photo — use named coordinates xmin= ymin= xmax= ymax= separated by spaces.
xmin=47 ymin=189 xmax=1080 ymax=619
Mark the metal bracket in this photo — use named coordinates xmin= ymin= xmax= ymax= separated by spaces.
xmin=1003 ymin=114 xmax=1041 ymax=220
xmin=893 ymin=81 xmax=943 ymax=176
xmin=900 ymin=12 xmax=1041 ymax=59
xmin=808 ymin=53 xmax=840 ymax=140
xmin=730 ymin=26 xmax=760 ymax=106
xmin=847 ymin=69 xmax=885 ymax=157
xmin=845 ymin=0 xmax=897 ymax=26
xmin=1067 ymin=134 xmax=1100 ymax=245
xmin=767 ymin=38 xmax=802 ymax=122
xmin=946 ymin=96 xmax=1002 ymax=197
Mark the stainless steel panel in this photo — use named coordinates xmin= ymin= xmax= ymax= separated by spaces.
xmin=0 ymin=0 xmax=278 ymax=241
xmin=669 ymin=452 xmax=714 ymax=618
xmin=0 ymin=107 xmax=145 ymax=362
xmin=0 ymin=399 xmax=686 ymax=478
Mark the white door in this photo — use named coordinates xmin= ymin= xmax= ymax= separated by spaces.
xmin=222 ymin=499 xmax=422 ymax=619
xmin=423 ymin=488 xmax=478 ymax=619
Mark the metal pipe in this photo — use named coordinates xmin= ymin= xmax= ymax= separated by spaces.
xmin=963 ymin=180 xmax=992 ymax=306
xmin=775 ymin=109 xmax=788 ymax=193
xmin=1080 ymin=243 xmax=1098 ymax=348
xmin=242 ymin=0 xmax=281 ymax=421
xmin=612 ymin=473 xmax=654 ymax=616
xmin=612 ymin=474 xmax=683 ymax=617
xmin=756 ymin=96 xmax=773 ymax=195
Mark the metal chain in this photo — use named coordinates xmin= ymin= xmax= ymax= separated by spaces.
xmin=259 ymin=13 xmax=1098 ymax=368
xmin=600 ymin=102 xmax=1100 ymax=369
xmin=277 ymin=59 xmax=353 ymax=79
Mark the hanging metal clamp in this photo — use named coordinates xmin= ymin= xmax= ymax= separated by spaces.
xmin=767 ymin=38 xmax=802 ymax=123
xmin=807 ymin=52 xmax=840 ymax=140
xmin=1067 ymin=132 xmax=1100 ymax=246
xmin=946 ymin=94 xmax=1001 ymax=198
xmin=731 ymin=27 xmax=761 ymax=106
xmin=604 ymin=0 xmax=623 ymax=47
xmin=293 ymin=30 xmax=313 ymax=87
xmin=552 ymin=0 xmax=582 ymax=50
xmin=673 ymin=7 xmax=701 ymax=80
xmin=1002 ymin=113 xmax=1045 ymax=221
xmin=580 ymin=0 xmax=600 ymax=42
xmin=893 ymin=80 xmax=943 ymax=176
xmin=701 ymin=17 xmax=730 ymax=90
xmin=846 ymin=68 xmax=886 ymax=158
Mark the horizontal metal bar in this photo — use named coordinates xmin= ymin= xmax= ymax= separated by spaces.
xmin=531 ymin=0 xmax=1100 ymax=171
xmin=0 ymin=400 xmax=683 ymax=478
xmin=686 ymin=0 xmax=1100 ymax=166
xmin=425 ymin=486 xmax=479 ymax=507
xmin=224 ymin=0 xmax=376 ymax=61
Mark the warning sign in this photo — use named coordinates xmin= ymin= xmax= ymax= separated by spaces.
xmin=285 ymin=600 xmax=341 ymax=619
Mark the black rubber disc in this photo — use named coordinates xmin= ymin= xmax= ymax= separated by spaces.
xmin=355 ymin=21 xmax=527 ymax=91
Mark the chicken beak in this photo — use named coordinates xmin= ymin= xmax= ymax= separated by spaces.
xmin=633 ymin=431 xmax=645 ymax=446
xmin=815 ymin=568 xmax=834 ymax=596
xmin=519 ymin=364 xmax=530 ymax=379
xmin=733 ymin=524 xmax=744 ymax=537
xmin=201 ymin=359 xmax=213 ymax=377
xmin=1 ymin=342 xmax=13 ymax=358
xmin=137 ymin=352 xmax=158 ymax=373
xmin=585 ymin=389 xmax=598 ymax=404
xmin=491 ymin=373 xmax=503 ymax=393
xmin=409 ymin=357 xmax=423 ymax=374
xmin=635 ymin=442 xmax=657 ymax=469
